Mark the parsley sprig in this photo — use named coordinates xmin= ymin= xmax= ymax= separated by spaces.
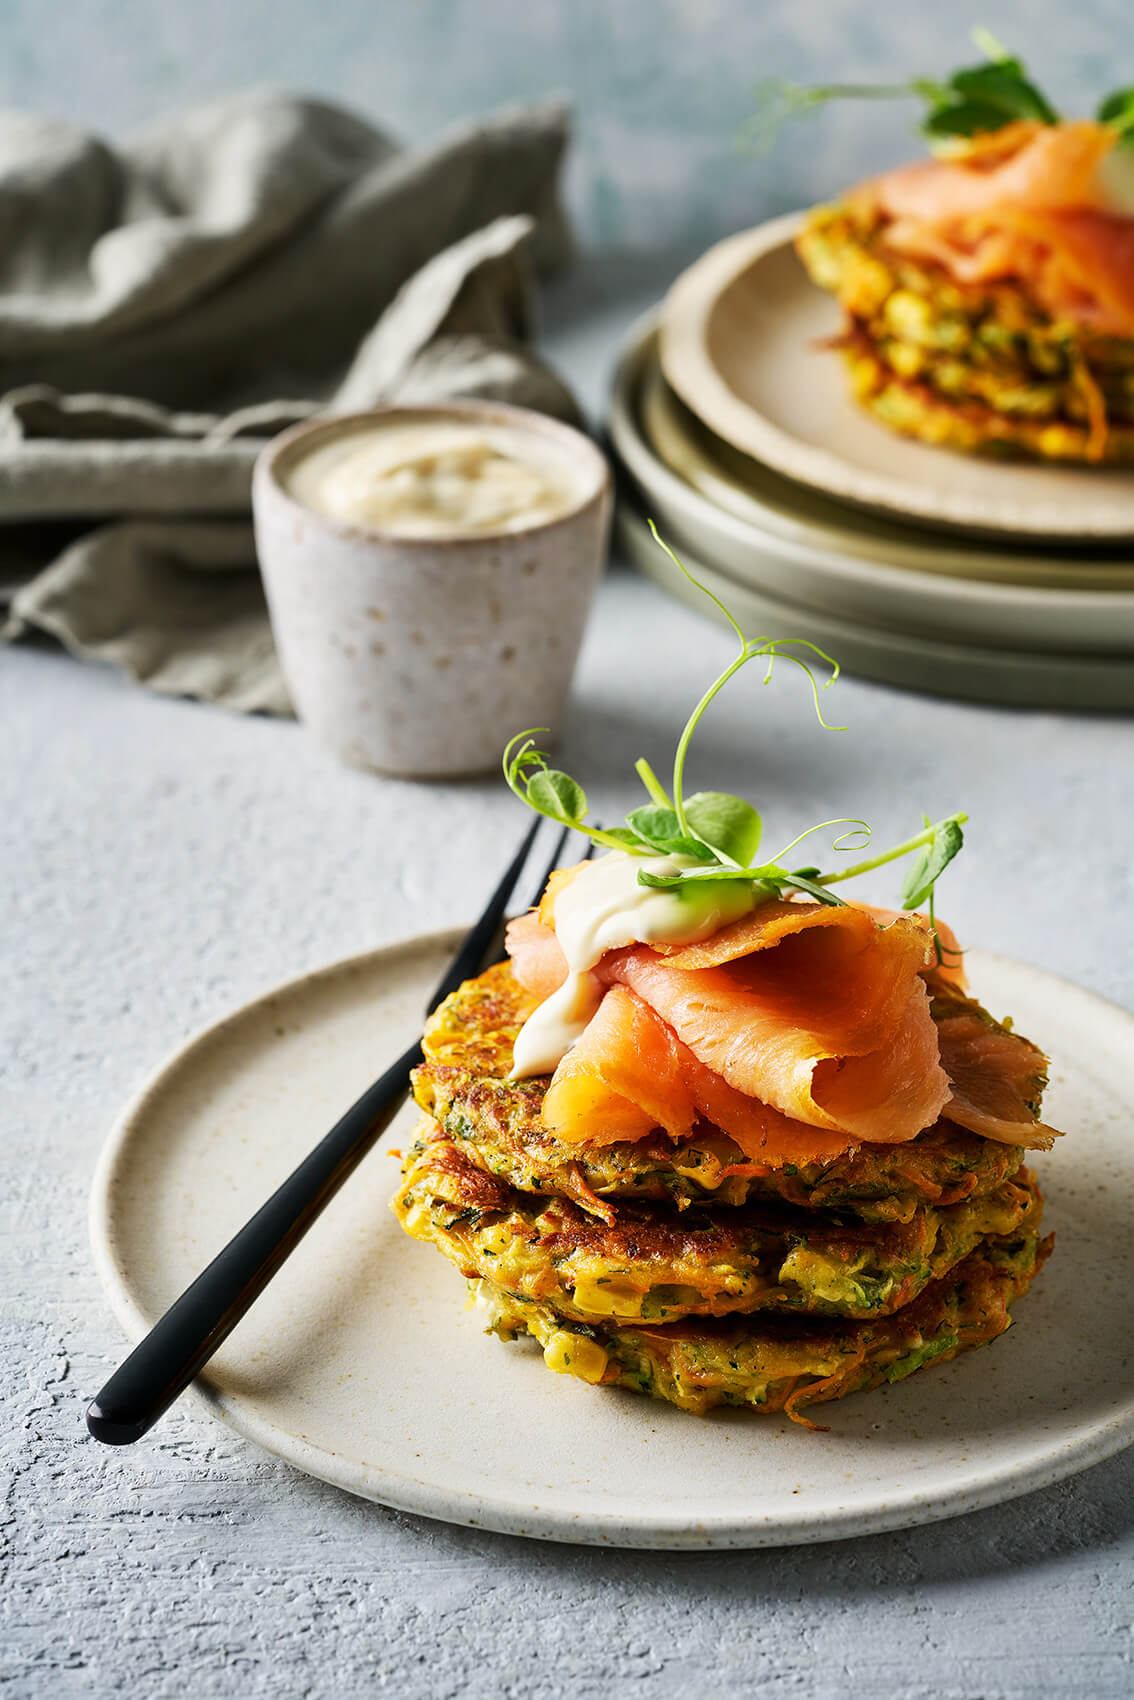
xmin=745 ymin=28 xmax=1134 ymax=153
xmin=502 ymin=523 xmax=967 ymax=927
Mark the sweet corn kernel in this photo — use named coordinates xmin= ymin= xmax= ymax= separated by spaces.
xmin=885 ymin=339 xmax=925 ymax=379
xmin=841 ymin=252 xmax=893 ymax=317
xmin=883 ymin=289 xmax=934 ymax=345
xmin=572 ymin=1277 xmax=644 ymax=1318
xmin=1038 ymin=423 xmax=1081 ymax=457
xmin=402 ymin=1201 xmax=434 ymax=1238
xmin=543 ymin=1331 xmax=609 ymax=1383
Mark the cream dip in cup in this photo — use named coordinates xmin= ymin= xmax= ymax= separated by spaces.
xmin=252 ymin=402 xmax=611 ymax=778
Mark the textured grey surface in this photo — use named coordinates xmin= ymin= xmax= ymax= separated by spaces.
xmin=3 ymin=148 xmax=1134 ymax=1700
xmin=5 ymin=489 xmax=1134 ymax=1693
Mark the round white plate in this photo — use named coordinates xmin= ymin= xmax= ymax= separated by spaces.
xmin=615 ymin=500 xmax=1134 ymax=711
xmin=609 ymin=323 xmax=1134 ymax=654
xmin=91 ymin=932 xmax=1134 ymax=1549
xmin=659 ymin=214 xmax=1134 ymax=540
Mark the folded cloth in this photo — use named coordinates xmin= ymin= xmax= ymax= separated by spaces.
xmin=0 ymin=89 xmax=579 ymax=713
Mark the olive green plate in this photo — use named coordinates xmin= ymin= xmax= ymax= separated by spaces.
xmin=659 ymin=215 xmax=1134 ymax=540
xmin=616 ymin=499 xmax=1134 ymax=709
xmin=91 ymin=932 xmax=1134 ymax=1548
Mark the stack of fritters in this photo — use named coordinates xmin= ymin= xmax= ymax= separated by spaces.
xmin=393 ymin=960 xmax=1053 ymax=1424
xmin=797 ymin=203 xmax=1134 ymax=464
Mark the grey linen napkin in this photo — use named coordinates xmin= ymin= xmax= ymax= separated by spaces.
xmin=0 ymin=89 xmax=579 ymax=713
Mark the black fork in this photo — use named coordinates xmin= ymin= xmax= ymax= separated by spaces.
xmin=87 ymin=820 xmax=593 ymax=1445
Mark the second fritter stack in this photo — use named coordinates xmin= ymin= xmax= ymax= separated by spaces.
xmin=393 ymin=958 xmax=1052 ymax=1426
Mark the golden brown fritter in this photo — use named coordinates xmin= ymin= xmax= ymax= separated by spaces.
xmin=797 ymin=202 xmax=1134 ymax=462
xmin=475 ymin=1228 xmax=1053 ymax=1423
xmin=393 ymin=1125 xmax=1042 ymax=1324
xmin=411 ymin=961 xmax=1025 ymax=1225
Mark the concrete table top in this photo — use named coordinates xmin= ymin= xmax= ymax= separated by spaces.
xmin=3 ymin=267 xmax=1132 ymax=1699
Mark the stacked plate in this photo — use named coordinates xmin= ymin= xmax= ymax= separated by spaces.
xmin=606 ymin=214 xmax=1134 ymax=710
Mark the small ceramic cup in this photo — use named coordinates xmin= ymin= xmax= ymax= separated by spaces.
xmin=252 ymin=401 xmax=611 ymax=779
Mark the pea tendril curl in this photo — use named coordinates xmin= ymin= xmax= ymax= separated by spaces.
xmin=502 ymin=524 xmax=966 ymax=931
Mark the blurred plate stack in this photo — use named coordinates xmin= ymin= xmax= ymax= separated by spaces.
xmin=606 ymin=214 xmax=1134 ymax=709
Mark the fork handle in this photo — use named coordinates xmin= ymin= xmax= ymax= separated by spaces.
xmin=86 ymin=1038 xmax=423 ymax=1445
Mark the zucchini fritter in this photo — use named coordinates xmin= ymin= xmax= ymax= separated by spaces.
xmin=394 ymin=1126 xmax=1042 ymax=1324
xmin=797 ymin=202 xmax=1134 ymax=462
xmin=412 ymin=961 xmax=1024 ymax=1224
xmin=475 ymin=1229 xmax=1053 ymax=1423
xmin=396 ymin=945 xmax=1055 ymax=1423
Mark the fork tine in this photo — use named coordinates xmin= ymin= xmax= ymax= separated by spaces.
xmin=425 ymin=817 xmax=539 ymax=1013
xmin=525 ymin=822 xmax=571 ymax=911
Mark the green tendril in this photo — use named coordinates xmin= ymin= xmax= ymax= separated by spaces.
xmin=501 ymin=524 xmax=968 ymax=921
xmin=816 ymin=813 xmax=968 ymax=889
xmin=770 ymin=818 xmax=872 ymax=865
xmin=743 ymin=29 xmax=1070 ymax=158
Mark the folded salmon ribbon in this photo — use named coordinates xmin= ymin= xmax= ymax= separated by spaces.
xmin=506 ymin=892 xmax=1058 ymax=1166
xmin=848 ymin=119 xmax=1134 ymax=339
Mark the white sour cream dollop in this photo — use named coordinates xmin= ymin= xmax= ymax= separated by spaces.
xmin=285 ymin=419 xmax=576 ymax=538
xmin=509 ymin=850 xmax=759 ymax=1080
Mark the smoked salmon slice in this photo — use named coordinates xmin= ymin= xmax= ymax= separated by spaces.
xmin=846 ymin=119 xmax=1134 ymax=338
xmin=542 ymin=985 xmax=865 ymax=1167
xmin=507 ymin=887 xmax=1059 ymax=1156
xmin=851 ymin=120 xmax=1115 ymax=224
xmin=603 ymin=930 xmax=947 ymax=1141
xmin=505 ymin=909 xmax=567 ymax=1001
xmin=542 ymin=985 xmax=686 ymax=1145
xmin=933 ymin=992 xmax=1058 ymax=1149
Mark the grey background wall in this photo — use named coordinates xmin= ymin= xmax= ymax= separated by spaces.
xmin=1 ymin=0 xmax=1129 ymax=249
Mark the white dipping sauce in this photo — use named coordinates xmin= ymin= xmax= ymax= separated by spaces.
xmin=285 ymin=418 xmax=577 ymax=538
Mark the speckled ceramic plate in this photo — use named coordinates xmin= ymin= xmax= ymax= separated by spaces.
xmin=659 ymin=214 xmax=1134 ymax=540
xmin=90 ymin=932 xmax=1134 ymax=1550
xmin=621 ymin=323 xmax=1134 ymax=599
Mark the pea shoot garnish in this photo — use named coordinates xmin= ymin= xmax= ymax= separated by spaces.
xmin=502 ymin=523 xmax=967 ymax=934
xmin=744 ymin=28 xmax=1134 ymax=155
